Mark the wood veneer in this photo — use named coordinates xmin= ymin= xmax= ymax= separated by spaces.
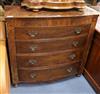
xmin=5 ymin=6 xmax=98 ymax=86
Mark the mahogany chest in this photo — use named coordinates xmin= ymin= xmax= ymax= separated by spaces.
xmin=5 ymin=6 xmax=98 ymax=86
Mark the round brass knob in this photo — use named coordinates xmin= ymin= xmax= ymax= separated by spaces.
xmin=27 ymin=32 xmax=38 ymax=37
xmin=69 ymin=53 xmax=76 ymax=60
xmin=74 ymin=28 xmax=82 ymax=35
xmin=28 ymin=60 xmax=37 ymax=65
xmin=29 ymin=45 xmax=37 ymax=52
xmin=72 ymin=41 xmax=79 ymax=47
xmin=67 ymin=67 xmax=73 ymax=73
xmin=30 ymin=73 xmax=36 ymax=79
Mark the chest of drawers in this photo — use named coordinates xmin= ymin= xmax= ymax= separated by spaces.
xmin=5 ymin=6 xmax=98 ymax=86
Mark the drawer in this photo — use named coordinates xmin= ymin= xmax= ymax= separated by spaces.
xmin=18 ymin=63 xmax=79 ymax=83
xmin=16 ymin=35 xmax=87 ymax=53
xmin=15 ymin=25 xmax=90 ymax=40
xmin=11 ymin=17 xmax=92 ymax=27
xmin=17 ymin=50 xmax=82 ymax=68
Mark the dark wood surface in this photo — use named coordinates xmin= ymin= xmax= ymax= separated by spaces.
xmin=16 ymin=35 xmax=87 ymax=53
xmin=15 ymin=25 xmax=90 ymax=39
xmin=84 ymin=16 xmax=100 ymax=93
xmin=5 ymin=6 xmax=99 ymax=18
xmin=16 ymin=49 xmax=82 ymax=68
xmin=5 ymin=6 xmax=98 ymax=85
xmin=18 ymin=63 xmax=79 ymax=83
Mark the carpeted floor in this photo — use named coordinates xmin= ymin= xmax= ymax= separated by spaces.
xmin=11 ymin=75 xmax=96 ymax=94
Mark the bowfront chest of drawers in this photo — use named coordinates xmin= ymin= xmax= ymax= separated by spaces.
xmin=5 ymin=6 xmax=98 ymax=86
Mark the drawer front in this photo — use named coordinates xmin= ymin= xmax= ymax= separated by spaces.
xmin=17 ymin=50 xmax=82 ymax=68
xmin=15 ymin=25 xmax=90 ymax=40
xmin=11 ymin=17 xmax=92 ymax=27
xmin=16 ymin=35 xmax=87 ymax=53
xmin=18 ymin=63 xmax=79 ymax=83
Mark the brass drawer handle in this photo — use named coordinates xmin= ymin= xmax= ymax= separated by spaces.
xmin=28 ymin=60 xmax=37 ymax=65
xmin=29 ymin=45 xmax=37 ymax=52
xmin=72 ymin=41 xmax=79 ymax=47
xmin=69 ymin=53 xmax=76 ymax=60
xmin=30 ymin=73 xmax=36 ymax=79
xmin=67 ymin=67 xmax=73 ymax=73
xmin=27 ymin=32 xmax=38 ymax=37
xmin=74 ymin=28 xmax=82 ymax=35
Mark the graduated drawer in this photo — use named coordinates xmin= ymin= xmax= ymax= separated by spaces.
xmin=17 ymin=50 xmax=82 ymax=68
xmin=15 ymin=25 xmax=90 ymax=40
xmin=18 ymin=63 xmax=79 ymax=83
xmin=16 ymin=35 xmax=87 ymax=53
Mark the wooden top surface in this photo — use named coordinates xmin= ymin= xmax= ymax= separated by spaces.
xmin=5 ymin=5 xmax=99 ymax=18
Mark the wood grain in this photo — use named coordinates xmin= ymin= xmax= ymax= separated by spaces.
xmin=5 ymin=6 xmax=98 ymax=85
xmin=15 ymin=25 xmax=90 ymax=40
xmin=16 ymin=35 xmax=87 ymax=53
xmin=18 ymin=63 xmax=79 ymax=83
